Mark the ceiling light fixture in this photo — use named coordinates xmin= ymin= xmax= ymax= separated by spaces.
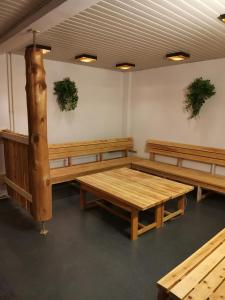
xmin=116 ymin=63 xmax=135 ymax=70
xmin=75 ymin=54 xmax=97 ymax=63
xmin=166 ymin=51 xmax=190 ymax=61
xmin=27 ymin=44 xmax=52 ymax=54
xmin=218 ymin=14 xmax=225 ymax=22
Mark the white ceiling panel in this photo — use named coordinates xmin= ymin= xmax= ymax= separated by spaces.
xmin=13 ymin=0 xmax=225 ymax=70
xmin=0 ymin=0 xmax=51 ymax=37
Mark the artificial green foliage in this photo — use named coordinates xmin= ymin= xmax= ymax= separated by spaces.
xmin=54 ymin=77 xmax=78 ymax=111
xmin=185 ymin=77 xmax=215 ymax=119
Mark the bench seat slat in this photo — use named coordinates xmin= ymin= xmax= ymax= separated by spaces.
xmin=157 ymin=229 xmax=225 ymax=291
xmin=208 ymin=279 xmax=225 ymax=299
xmin=132 ymin=160 xmax=225 ymax=193
xmin=170 ymin=241 xmax=225 ymax=299
xmin=51 ymin=156 xmax=143 ymax=184
xmin=183 ymin=257 xmax=225 ymax=300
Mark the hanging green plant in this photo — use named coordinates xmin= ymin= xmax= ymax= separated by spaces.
xmin=54 ymin=77 xmax=78 ymax=111
xmin=185 ymin=77 xmax=215 ymax=119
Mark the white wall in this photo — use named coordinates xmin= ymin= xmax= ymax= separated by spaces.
xmin=0 ymin=54 xmax=9 ymax=130
xmin=131 ymin=58 xmax=225 ymax=158
xmin=1 ymin=54 xmax=225 ymax=173
xmin=10 ymin=54 xmax=125 ymax=143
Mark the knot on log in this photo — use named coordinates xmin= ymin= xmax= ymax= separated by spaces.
xmin=32 ymin=134 xmax=39 ymax=144
xmin=39 ymin=80 xmax=47 ymax=91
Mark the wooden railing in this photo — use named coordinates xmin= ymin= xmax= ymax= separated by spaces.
xmin=0 ymin=130 xmax=32 ymax=212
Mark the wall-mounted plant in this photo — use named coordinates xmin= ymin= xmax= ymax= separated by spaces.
xmin=54 ymin=77 xmax=78 ymax=111
xmin=185 ymin=77 xmax=215 ymax=119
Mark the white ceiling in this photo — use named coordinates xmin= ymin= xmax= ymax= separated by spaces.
xmin=3 ymin=0 xmax=225 ymax=71
xmin=0 ymin=0 xmax=50 ymax=37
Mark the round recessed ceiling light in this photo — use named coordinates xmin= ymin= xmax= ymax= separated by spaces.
xmin=116 ymin=63 xmax=135 ymax=70
xmin=75 ymin=54 xmax=97 ymax=63
xmin=166 ymin=51 xmax=190 ymax=61
xmin=218 ymin=14 xmax=225 ymax=22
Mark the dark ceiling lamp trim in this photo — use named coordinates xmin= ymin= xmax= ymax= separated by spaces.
xmin=218 ymin=14 xmax=225 ymax=22
xmin=75 ymin=54 xmax=97 ymax=63
xmin=166 ymin=51 xmax=190 ymax=61
xmin=26 ymin=44 xmax=51 ymax=54
xmin=116 ymin=63 xmax=135 ymax=70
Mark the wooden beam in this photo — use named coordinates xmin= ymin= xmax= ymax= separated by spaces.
xmin=0 ymin=130 xmax=29 ymax=145
xmin=4 ymin=176 xmax=32 ymax=203
xmin=25 ymin=47 xmax=52 ymax=222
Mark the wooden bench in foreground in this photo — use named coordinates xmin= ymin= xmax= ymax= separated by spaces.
xmin=132 ymin=140 xmax=225 ymax=201
xmin=49 ymin=137 xmax=141 ymax=184
xmin=157 ymin=228 xmax=225 ymax=299
xmin=77 ymin=168 xmax=193 ymax=240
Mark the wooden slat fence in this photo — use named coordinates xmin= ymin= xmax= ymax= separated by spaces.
xmin=0 ymin=130 xmax=32 ymax=213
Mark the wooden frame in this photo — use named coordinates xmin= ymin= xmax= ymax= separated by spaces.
xmin=78 ymin=168 xmax=192 ymax=240
xmin=80 ymin=183 xmax=164 ymax=240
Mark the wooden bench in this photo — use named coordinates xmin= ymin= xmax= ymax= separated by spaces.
xmin=49 ymin=137 xmax=141 ymax=184
xmin=132 ymin=140 xmax=225 ymax=201
xmin=157 ymin=228 xmax=225 ymax=299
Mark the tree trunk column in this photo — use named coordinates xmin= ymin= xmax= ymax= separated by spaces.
xmin=25 ymin=47 xmax=52 ymax=222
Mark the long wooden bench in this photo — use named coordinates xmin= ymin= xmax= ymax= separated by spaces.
xmin=157 ymin=228 xmax=225 ymax=299
xmin=132 ymin=140 xmax=225 ymax=201
xmin=49 ymin=137 xmax=142 ymax=184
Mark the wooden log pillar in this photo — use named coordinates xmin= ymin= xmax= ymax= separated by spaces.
xmin=25 ymin=47 xmax=52 ymax=222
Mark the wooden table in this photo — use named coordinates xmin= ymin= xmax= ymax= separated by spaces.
xmin=157 ymin=228 xmax=225 ymax=299
xmin=77 ymin=168 xmax=193 ymax=240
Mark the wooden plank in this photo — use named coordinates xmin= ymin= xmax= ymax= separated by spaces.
xmin=157 ymin=229 xmax=225 ymax=291
xmin=110 ymin=168 xmax=193 ymax=199
xmin=77 ymin=168 xmax=192 ymax=211
xmin=170 ymin=242 xmax=225 ymax=299
xmin=147 ymin=139 xmax=225 ymax=156
xmin=49 ymin=138 xmax=134 ymax=160
xmin=50 ymin=156 xmax=142 ymax=184
xmin=4 ymin=176 xmax=32 ymax=202
xmin=132 ymin=160 xmax=225 ymax=193
xmin=149 ymin=147 xmax=225 ymax=167
xmin=78 ymin=172 xmax=166 ymax=210
xmin=183 ymin=258 xmax=225 ymax=299
xmin=209 ymin=280 xmax=225 ymax=299
xmin=0 ymin=130 xmax=29 ymax=145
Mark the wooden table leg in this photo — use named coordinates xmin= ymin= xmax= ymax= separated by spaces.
xmin=131 ymin=209 xmax=138 ymax=240
xmin=80 ymin=188 xmax=87 ymax=210
xmin=178 ymin=195 xmax=185 ymax=216
xmin=157 ymin=288 xmax=168 ymax=300
xmin=156 ymin=205 xmax=164 ymax=228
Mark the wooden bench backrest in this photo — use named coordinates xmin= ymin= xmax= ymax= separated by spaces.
xmin=146 ymin=140 xmax=225 ymax=168
xmin=49 ymin=137 xmax=134 ymax=161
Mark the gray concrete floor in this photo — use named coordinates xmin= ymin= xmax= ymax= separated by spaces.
xmin=0 ymin=184 xmax=225 ymax=300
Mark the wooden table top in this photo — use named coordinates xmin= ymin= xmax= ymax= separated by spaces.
xmin=77 ymin=168 xmax=193 ymax=211
xmin=158 ymin=228 xmax=225 ymax=299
